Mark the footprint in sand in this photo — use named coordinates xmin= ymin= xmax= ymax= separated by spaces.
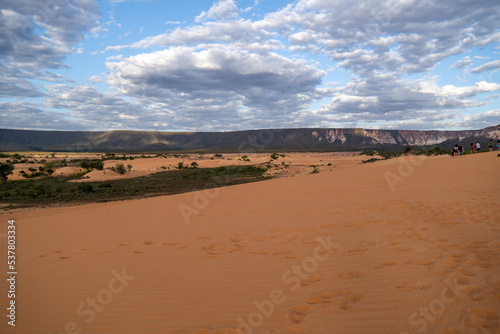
xmin=374 ymin=260 xmax=398 ymax=269
xmin=251 ymin=250 xmax=269 ymax=255
xmin=143 ymin=241 xmax=155 ymax=245
xmin=118 ymin=242 xmax=130 ymax=247
xmin=273 ymin=250 xmax=292 ymax=256
xmin=101 ymin=249 xmax=114 ymax=254
xmin=430 ymin=258 xmax=460 ymax=273
xmin=338 ymin=271 xmax=363 ymax=279
xmin=306 ymin=291 xmax=363 ymax=310
xmin=230 ymin=237 xmax=244 ymax=243
xmin=461 ymin=307 xmax=499 ymax=332
xmin=81 ymin=247 xmax=93 ymax=251
xmin=38 ymin=252 xmax=51 ymax=257
xmin=346 ymin=247 xmax=368 ymax=253
xmin=284 ymin=254 xmax=300 ymax=259
xmin=395 ymin=282 xmax=432 ymax=290
xmin=486 ymin=274 xmax=500 ymax=290
xmin=434 ymin=328 xmax=466 ymax=334
xmin=197 ymin=236 xmax=213 ymax=240
xmin=461 ymin=285 xmax=484 ymax=301
xmin=59 ymin=255 xmax=72 ymax=260
xmin=300 ymin=275 xmax=324 ymax=286
xmin=134 ymin=250 xmax=146 ymax=254
xmin=53 ymin=250 xmax=62 ymax=253
xmin=463 ymin=259 xmax=493 ymax=269
xmin=405 ymin=260 xmax=434 ymax=266
xmin=284 ymin=325 xmax=309 ymax=334
xmin=393 ymin=245 xmax=413 ymax=252
xmin=288 ymin=305 xmax=311 ymax=323
xmin=162 ymin=242 xmax=179 ymax=247
xmin=188 ymin=328 xmax=242 ymax=334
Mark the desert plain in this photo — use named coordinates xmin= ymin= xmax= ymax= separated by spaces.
xmin=0 ymin=151 xmax=499 ymax=334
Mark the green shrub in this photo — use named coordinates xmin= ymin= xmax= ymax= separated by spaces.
xmin=91 ymin=160 xmax=104 ymax=170
xmin=114 ymin=163 xmax=126 ymax=174
xmin=77 ymin=184 xmax=93 ymax=193
xmin=270 ymin=153 xmax=279 ymax=160
xmin=79 ymin=159 xmax=91 ymax=169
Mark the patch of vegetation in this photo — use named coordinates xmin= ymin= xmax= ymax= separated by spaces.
xmin=0 ymin=166 xmax=270 ymax=208
xmin=0 ymin=163 xmax=15 ymax=183
xmin=362 ymin=158 xmax=384 ymax=164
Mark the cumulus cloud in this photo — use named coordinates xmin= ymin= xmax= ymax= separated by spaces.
xmin=452 ymin=56 xmax=474 ymax=69
xmin=267 ymin=0 xmax=500 ymax=76
xmin=105 ymin=46 xmax=326 ymax=129
xmin=471 ymin=59 xmax=500 ymax=74
xmin=417 ymin=81 xmax=500 ymax=98
xmin=0 ymin=0 xmax=100 ymax=70
xmin=315 ymin=74 xmax=493 ymax=127
xmin=196 ymin=0 xmax=239 ymax=22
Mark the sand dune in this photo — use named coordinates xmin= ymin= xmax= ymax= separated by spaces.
xmin=0 ymin=152 xmax=499 ymax=333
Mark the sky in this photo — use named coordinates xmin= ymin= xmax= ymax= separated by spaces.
xmin=1 ymin=0 xmax=500 ymax=132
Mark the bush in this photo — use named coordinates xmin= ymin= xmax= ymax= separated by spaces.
xmin=98 ymin=183 xmax=112 ymax=188
xmin=177 ymin=162 xmax=185 ymax=170
xmin=77 ymin=184 xmax=93 ymax=193
xmin=0 ymin=163 xmax=15 ymax=183
xmin=79 ymin=159 xmax=91 ymax=169
xmin=91 ymin=160 xmax=104 ymax=170
xmin=190 ymin=162 xmax=198 ymax=169
xmin=270 ymin=153 xmax=279 ymax=160
xmin=362 ymin=158 xmax=383 ymax=163
xmin=114 ymin=163 xmax=126 ymax=174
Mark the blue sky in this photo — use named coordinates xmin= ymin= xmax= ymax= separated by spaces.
xmin=1 ymin=0 xmax=499 ymax=132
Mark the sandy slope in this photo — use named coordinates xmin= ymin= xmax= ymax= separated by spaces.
xmin=0 ymin=152 xmax=499 ymax=334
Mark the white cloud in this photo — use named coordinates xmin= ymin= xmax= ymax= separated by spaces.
xmin=417 ymin=81 xmax=500 ymax=98
xmin=452 ymin=56 xmax=474 ymax=69
xmin=471 ymin=59 xmax=500 ymax=74
xmin=196 ymin=0 xmax=239 ymax=22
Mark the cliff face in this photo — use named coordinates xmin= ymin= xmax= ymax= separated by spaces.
xmin=0 ymin=125 xmax=498 ymax=152
xmin=311 ymin=126 xmax=500 ymax=147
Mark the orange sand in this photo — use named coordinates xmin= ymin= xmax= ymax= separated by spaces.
xmin=0 ymin=152 xmax=499 ymax=334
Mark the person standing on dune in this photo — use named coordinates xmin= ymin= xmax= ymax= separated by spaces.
xmin=458 ymin=143 xmax=464 ymax=156
xmin=453 ymin=144 xmax=459 ymax=157
xmin=470 ymin=142 xmax=476 ymax=154
xmin=476 ymin=141 xmax=481 ymax=152
xmin=488 ymin=139 xmax=493 ymax=151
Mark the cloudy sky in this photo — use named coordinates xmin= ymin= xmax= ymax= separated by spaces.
xmin=1 ymin=0 xmax=500 ymax=132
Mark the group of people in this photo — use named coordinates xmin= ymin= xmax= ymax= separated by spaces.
xmin=453 ymin=139 xmax=500 ymax=157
